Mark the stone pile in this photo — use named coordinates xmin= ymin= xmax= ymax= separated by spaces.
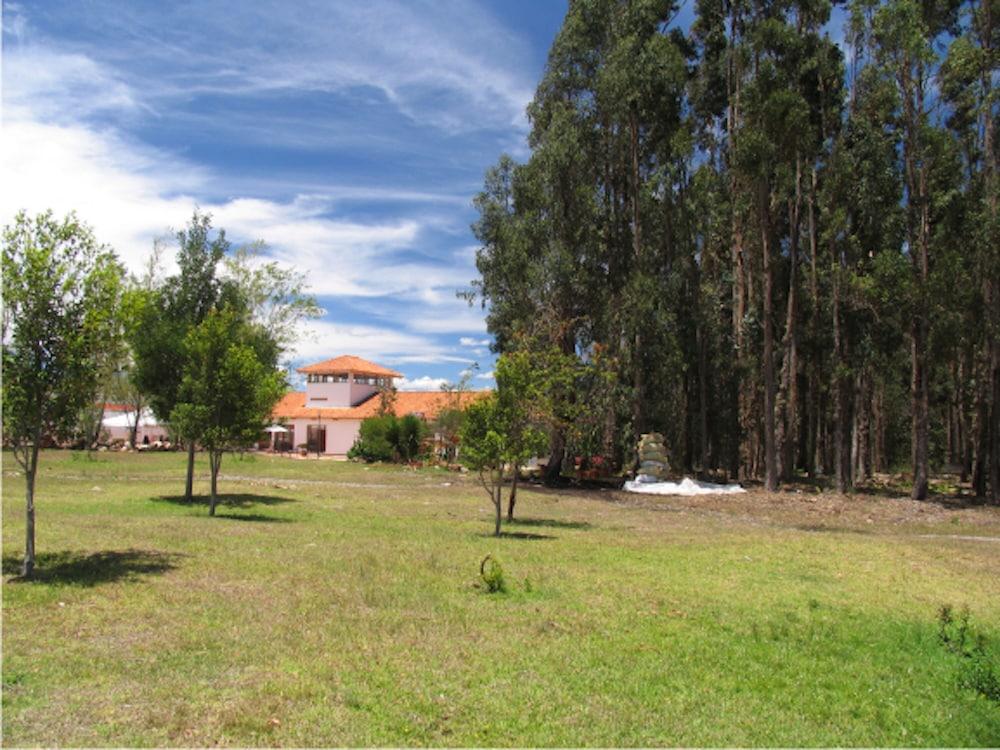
xmin=635 ymin=432 xmax=669 ymax=483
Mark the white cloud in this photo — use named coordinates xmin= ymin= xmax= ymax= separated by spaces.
xmin=291 ymin=320 xmax=445 ymax=366
xmin=460 ymin=336 xmax=491 ymax=347
xmin=406 ymin=307 xmax=488 ymax=334
xmin=476 ymin=371 xmax=495 ymax=381
xmin=1 ymin=95 xmax=478 ymax=301
xmin=397 ymin=376 xmax=449 ymax=392
xmin=9 ymin=0 xmax=536 ymax=137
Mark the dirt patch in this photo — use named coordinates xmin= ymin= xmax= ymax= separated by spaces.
xmin=572 ymin=484 xmax=1000 ymax=536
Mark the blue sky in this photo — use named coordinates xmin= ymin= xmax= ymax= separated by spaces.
xmin=0 ymin=1 xmax=569 ymax=390
xmin=2 ymin=1 xmax=852 ymax=391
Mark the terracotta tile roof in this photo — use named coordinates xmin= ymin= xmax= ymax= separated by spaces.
xmin=296 ymin=355 xmax=402 ymax=378
xmin=272 ymin=390 xmax=488 ymax=421
xmin=102 ymin=402 xmax=133 ymax=413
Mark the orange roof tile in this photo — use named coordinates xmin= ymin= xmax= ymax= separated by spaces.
xmin=272 ymin=390 xmax=488 ymax=421
xmin=296 ymin=355 xmax=402 ymax=378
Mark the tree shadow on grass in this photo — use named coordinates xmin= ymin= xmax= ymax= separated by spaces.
xmin=2 ymin=549 xmax=181 ymax=586
xmin=213 ymin=512 xmax=293 ymax=523
xmin=152 ymin=493 xmax=296 ymax=509
xmin=507 ymin=517 xmax=592 ymax=530
xmin=476 ymin=531 xmax=555 ymax=541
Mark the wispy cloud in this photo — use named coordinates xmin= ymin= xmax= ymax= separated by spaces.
xmin=5 ymin=0 xmax=536 ymax=136
xmin=397 ymin=376 xmax=449 ymax=392
xmin=2 ymin=0 xmax=518 ymax=384
xmin=460 ymin=336 xmax=491 ymax=347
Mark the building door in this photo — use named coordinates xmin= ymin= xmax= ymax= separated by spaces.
xmin=306 ymin=424 xmax=326 ymax=454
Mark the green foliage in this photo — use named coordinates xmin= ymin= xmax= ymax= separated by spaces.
xmin=170 ymin=307 xmax=285 ymax=450
xmin=479 ymin=555 xmax=507 ymax=594
xmin=169 ymin=306 xmax=286 ymax=513
xmin=349 ymin=414 xmax=429 ymax=463
xmin=129 ymin=210 xmax=234 ymax=425
xmin=938 ymin=603 xmax=1000 ymax=703
xmin=2 ymin=211 xmax=126 ymax=451
xmin=2 ymin=210 xmax=126 ymax=575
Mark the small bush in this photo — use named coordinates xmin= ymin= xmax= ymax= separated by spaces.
xmin=938 ymin=603 xmax=1000 ymax=704
xmin=959 ymin=652 xmax=1000 ymax=702
xmin=348 ymin=416 xmax=395 ymax=462
xmin=480 ymin=555 xmax=507 ymax=594
xmin=938 ymin=604 xmax=971 ymax=653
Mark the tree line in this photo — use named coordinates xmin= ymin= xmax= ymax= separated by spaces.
xmin=470 ymin=0 xmax=999 ymax=500
xmin=2 ymin=210 xmax=317 ymax=576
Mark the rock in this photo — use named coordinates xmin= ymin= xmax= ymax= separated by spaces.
xmin=635 ymin=432 xmax=669 ymax=479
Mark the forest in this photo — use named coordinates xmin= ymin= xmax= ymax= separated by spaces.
xmin=470 ymin=0 xmax=999 ymax=500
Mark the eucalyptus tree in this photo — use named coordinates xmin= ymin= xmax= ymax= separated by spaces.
xmin=2 ymin=211 xmax=125 ymax=577
xmin=869 ymin=0 xmax=962 ymax=498
xmin=940 ymin=0 xmax=999 ymax=499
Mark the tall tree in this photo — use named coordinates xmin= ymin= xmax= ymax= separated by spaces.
xmin=2 ymin=211 xmax=125 ymax=577
xmin=130 ymin=211 xmax=235 ymax=501
xmin=169 ymin=306 xmax=285 ymax=515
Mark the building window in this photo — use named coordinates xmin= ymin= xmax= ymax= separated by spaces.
xmin=306 ymin=424 xmax=326 ymax=453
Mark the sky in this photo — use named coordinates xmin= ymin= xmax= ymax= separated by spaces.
xmin=0 ymin=0 xmax=570 ymax=391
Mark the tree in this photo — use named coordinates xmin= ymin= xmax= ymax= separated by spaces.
xmin=222 ymin=241 xmax=322 ymax=352
xmin=461 ymin=352 xmax=548 ymax=533
xmin=130 ymin=211 xmax=234 ymax=501
xmin=2 ymin=211 xmax=125 ymax=577
xmin=434 ymin=368 xmax=475 ymax=462
xmin=169 ymin=306 xmax=285 ymax=515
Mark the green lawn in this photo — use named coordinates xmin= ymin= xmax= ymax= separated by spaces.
xmin=3 ymin=450 xmax=999 ymax=746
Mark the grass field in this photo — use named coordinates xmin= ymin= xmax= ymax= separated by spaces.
xmin=3 ymin=449 xmax=1000 ymax=746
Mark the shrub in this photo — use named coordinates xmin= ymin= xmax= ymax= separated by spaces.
xmin=479 ymin=555 xmax=507 ymax=593
xmin=938 ymin=603 xmax=1000 ymax=704
xmin=349 ymin=414 xmax=429 ymax=463
xmin=348 ymin=416 xmax=395 ymax=462
xmin=396 ymin=414 xmax=427 ymax=461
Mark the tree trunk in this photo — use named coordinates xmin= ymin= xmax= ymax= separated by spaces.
xmin=185 ymin=441 xmax=196 ymax=502
xmin=544 ymin=429 xmax=565 ymax=486
xmin=855 ymin=371 xmax=871 ymax=484
xmin=128 ymin=397 xmax=143 ymax=449
xmin=209 ymin=451 xmax=221 ymax=516
xmin=776 ymin=159 xmax=801 ymax=481
xmin=806 ymin=166 xmax=822 ymax=479
xmin=494 ymin=473 xmax=503 ymax=537
xmin=698 ymin=323 xmax=709 ymax=476
xmin=22 ymin=441 xmax=40 ymax=578
xmin=833 ymin=243 xmax=853 ymax=494
xmin=990 ymin=346 xmax=1000 ymax=503
xmin=506 ymin=470 xmax=519 ymax=521
xmin=760 ymin=182 xmax=778 ymax=492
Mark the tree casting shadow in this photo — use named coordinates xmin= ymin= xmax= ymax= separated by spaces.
xmin=152 ymin=493 xmax=296 ymax=509
xmin=3 ymin=549 xmax=181 ymax=586
xmin=506 ymin=517 xmax=592 ymax=530
xmin=477 ymin=531 xmax=555 ymax=541
xmin=213 ymin=512 xmax=293 ymax=523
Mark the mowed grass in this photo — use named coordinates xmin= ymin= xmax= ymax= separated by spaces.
xmin=3 ymin=450 xmax=1000 ymax=747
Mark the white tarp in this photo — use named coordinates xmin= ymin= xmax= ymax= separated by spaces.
xmin=623 ymin=477 xmax=746 ymax=495
xmin=102 ymin=409 xmax=160 ymax=429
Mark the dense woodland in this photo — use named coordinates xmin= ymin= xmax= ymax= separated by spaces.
xmin=471 ymin=0 xmax=999 ymax=499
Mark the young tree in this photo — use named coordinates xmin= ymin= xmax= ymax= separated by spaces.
xmin=461 ymin=395 xmax=510 ymax=536
xmin=130 ymin=211 xmax=233 ymax=501
xmin=2 ymin=211 xmax=125 ymax=576
xmin=461 ymin=352 xmax=547 ymax=533
xmin=169 ymin=306 xmax=285 ymax=515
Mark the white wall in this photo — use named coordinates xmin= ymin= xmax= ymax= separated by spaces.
xmin=305 ymin=381 xmax=352 ymax=407
xmin=291 ymin=418 xmax=362 ymax=455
